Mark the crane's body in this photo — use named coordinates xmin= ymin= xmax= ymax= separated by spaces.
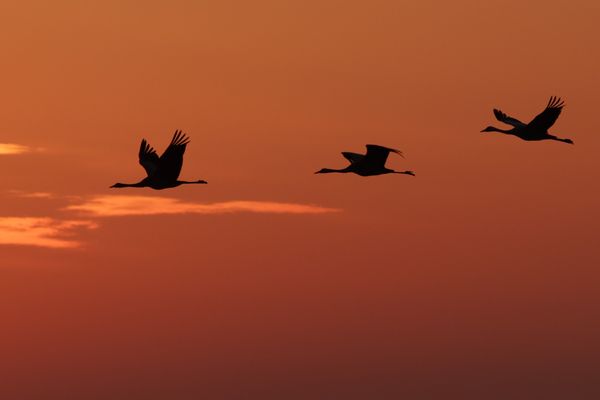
xmin=111 ymin=130 xmax=207 ymax=190
xmin=481 ymin=97 xmax=574 ymax=144
xmin=316 ymin=144 xmax=415 ymax=177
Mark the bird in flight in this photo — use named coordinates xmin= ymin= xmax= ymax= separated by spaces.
xmin=315 ymin=144 xmax=415 ymax=177
xmin=111 ymin=130 xmax=208 ymax=190
xmin=481 ymin=96 xmax=574 ymax=144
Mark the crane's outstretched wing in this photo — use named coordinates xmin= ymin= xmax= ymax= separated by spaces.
xmin=528 ymin=96 xmax=564 ymax=132
xmin=341 ymin=152 xmax=364 ymax=164
xmin=494 ymin=109 xmax=525 ymax=127
xmin=364 ymin=144 xmax=403 ymax=168
xmin=139 ymin=139 xmax=160 ymax=177
xmin=157 ymin=130 xmax=190 ymax=181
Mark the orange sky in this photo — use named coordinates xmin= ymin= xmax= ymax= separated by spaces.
xmin=1 ymin=1 xmax=600 ymax=399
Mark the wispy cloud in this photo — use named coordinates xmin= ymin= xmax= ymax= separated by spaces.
xmin=0 ymin=143 xmax=30 ymax=155
xmin=7 ymin=190 xmax=55 ymax=199
xmin=65 ymin=195 xmax=340 ymax=217
xmin=0 ymin=143 xmax=43 ymax=155
xmin=0 ymin=217 xmax=98 ymax=248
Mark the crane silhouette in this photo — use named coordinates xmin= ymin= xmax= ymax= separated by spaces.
xmin=111 ymin=130 xmax=207 ymax=190
xmin=315 ymin=144 xmax=415 ymax=177
xmin=481 ymin=96 xmax=574 ymax=144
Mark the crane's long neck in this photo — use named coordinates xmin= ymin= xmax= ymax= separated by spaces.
xmin=485 ymin=126 xmax=514 ymax=134
xmin=316 ymin=167 xmax=351 ymax=174
xmin=177 ymin=179 xmax=208 ymax=185
xmin=110 ymin=181 xmax=147 ymax=188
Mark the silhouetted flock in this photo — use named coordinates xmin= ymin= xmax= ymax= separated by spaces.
xmin=111 ymin=97 xmax=573 ymax=190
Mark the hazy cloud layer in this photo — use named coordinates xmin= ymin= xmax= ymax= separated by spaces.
xmin=65 ymin=195 xmax=340 ymax=217
xmin=0 ymin=217 xmax=98 ymax=248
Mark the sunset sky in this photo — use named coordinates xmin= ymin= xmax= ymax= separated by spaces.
xmin=2 ymin=1 xmax=600 ymax=399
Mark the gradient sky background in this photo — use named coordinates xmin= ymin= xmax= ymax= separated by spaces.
xmin=1 ymin=1 xmax=600 ymax=399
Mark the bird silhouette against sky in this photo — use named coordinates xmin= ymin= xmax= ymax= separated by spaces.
xmin=111 ymin=130 xmax=207 ymax=190
xmin=315 ymin=144 xmax=415 ymax=177
xmin=481 ymin=96 xmax=574 ymax=144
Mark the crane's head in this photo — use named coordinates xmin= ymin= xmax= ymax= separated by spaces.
xmin=480 ymin=126 xmax=497 ymax=132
